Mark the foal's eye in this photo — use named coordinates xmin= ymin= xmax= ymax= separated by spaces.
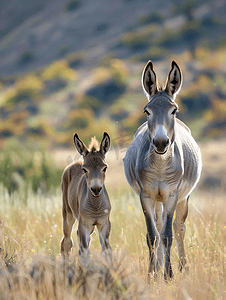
xmin=103 ymin=166 xmax=107 ymax=173
xmin=171 ymin=108 xmax=178 ymax=115
xmin=82 ymin=168 xmax=88 ymax=174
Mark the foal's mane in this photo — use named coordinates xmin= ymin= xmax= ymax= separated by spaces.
xmin=89 ymin=137 xmax=99 ymax=153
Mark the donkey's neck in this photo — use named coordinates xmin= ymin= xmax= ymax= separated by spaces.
xmin=149 ymin=143 xmax=174 ymax=166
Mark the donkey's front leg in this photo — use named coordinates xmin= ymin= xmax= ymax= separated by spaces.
xmin=140 ymin=193 xmax=159 ymax=278
xmin=97 ymin=218 xmax=112 ymax=264
xmin=161 ymin=192 xmax=178 ymax=281
xmin=173 ymin=196 xmax=189 ymax=272
xmin=77 ymin=220 xmax=92 ymax=267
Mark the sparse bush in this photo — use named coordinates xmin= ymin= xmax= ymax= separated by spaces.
xmin=86 ymin=79 xmax=126 ymax=105
xmin=120 ymin=25 xmax=159 ymax=51
xmin=96 ymin=23 xmax=108 ymax=32
xmin=157 ymin=20 xmax=201 ymax=51
xmin=66 ymin=51 xmax=85 ymax=69
xmin=64 ymin=108 xmax=92 ymax=131
xmin=121 ymin=32 xmax=149 ymax=51
xmin=141 ymin=46 xmax=166 ymax=62
xmin=201 ymin=16 xmax=221 ymax=29
xmin=218 ymin=36 xmax=226 ymax=48
xmin=111 ymin=106 xmax=129 ymax=122
xmin=44 ymin=78 xmax=67 ymax=93
xmin=58 ymin=44 xmax=69 ymax=56
xmin=42 ymin=60 xmax=77 ymax=81
xmin=0 ymin=111 xmax=28 ymax=138
xmin=3 ymin=74 xmax=44 ymax=106
xmin=181 ymin=93 xmax=210 ymax=116
xmin=172 ymin=0 xmax=197 ymax=18
xmin=41 ymin=60 xmax=77 ymax=94
xmin=78 ymin=96 xmax=102 ymax=114
xmin=18 ymin=50 xmax=34 ymax=65
xmin=0 ymin=145 xmax=63 ymax=194
xmin=87 ymin=60 xmax=128 ymax=106
xmin=139 ymin=12 xmax=163 ymax=25
xmin=202 ymin=175 xmax=222 ymax=190
xmin=93 ymin=67 xmax=111 ymax=85
xmin=65 ymin=0 xmax=81 ymax=11
xmin=0 ymin=152 xmax=14 ymax=193
xmin=110 ymin=59 xmax=129 ymax=86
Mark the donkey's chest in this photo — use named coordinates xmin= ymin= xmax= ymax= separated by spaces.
xmin=138 ymin=163 xmax=182 ymax=200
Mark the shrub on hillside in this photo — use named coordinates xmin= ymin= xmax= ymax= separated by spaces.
xmin=0 ymin=111 xmax=28 ymax=138
xmin=120 ymin=25 xmax=159 ymax=51
xmin=3 ymin=75 xmax=44 ymax=107
xmin=138 ymin=12 xmax=163 ymax=25
xmin=140 ymin=46 xmax=166 ymax=62
xmin=41 ymin=60 xmax=77 ymax=94
xmin=65 ymin=0 xmax=81 ymax=11
xmin=42 ymin=60 xmax=77 ymax=81
xmin=77 ymin=96 xmax=102 ymax=115
xmin=18 ymin=50 xmax=35 ymax=66
xmin=86 ymin=60 xmax=128 ymax=105
xmin=0 ymin=145 xmax=63 ymax=194
xmin=66 ymin=52 xmax=85 ymax=69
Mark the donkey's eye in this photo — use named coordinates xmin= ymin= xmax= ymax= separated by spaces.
xmin=171 ymin=108 xmax=178 ymax=115
xmin=103 ymin=166 xmax=107 ymax=173
xmin=144 ymin=109 xmax=150 ymax=116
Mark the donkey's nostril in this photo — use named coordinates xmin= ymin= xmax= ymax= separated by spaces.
xmin=153 ymin=136 xmax=169 ymax=153
xmin=164 ymin=138 xmax=169 ymax=147
xmin=91 ymin=186 xmax=102 ymax=196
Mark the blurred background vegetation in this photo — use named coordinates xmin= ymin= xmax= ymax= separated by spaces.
xmin=0 ymin=0 xmax=226 ymax=194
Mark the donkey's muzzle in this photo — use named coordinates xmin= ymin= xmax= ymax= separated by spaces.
xmin=153 ymin=137 xmax=169 ymax=154
xmin=91 ymin=186 xmax=102 ymax=197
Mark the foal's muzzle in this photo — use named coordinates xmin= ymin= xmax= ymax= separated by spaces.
xmin=91 ymin=186 xmax=102 ymax=197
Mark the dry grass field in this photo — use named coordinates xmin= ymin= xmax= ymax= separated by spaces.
xmin=0 ymin=140 xmax=226 ymax=299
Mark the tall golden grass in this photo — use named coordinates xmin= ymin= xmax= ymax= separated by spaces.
xmin=0 ymin=183 xmax=225 ymax=299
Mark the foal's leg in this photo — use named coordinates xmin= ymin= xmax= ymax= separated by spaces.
xmin=61 ymin=201 xmax=76 ymax=258
xmin=77 ymin=220 xmax=93 ymax=267
xmin=97 ymin=218 xmax=112 ymax=263
xmin=140 ymin=193 xmax=159 ymax=278
xmin=161 ymin=193 xmax=178 ymax=280
xmin=173 ymin=196 xmax=189 ymax=271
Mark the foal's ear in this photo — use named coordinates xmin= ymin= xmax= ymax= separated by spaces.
xmin=165 ymin=60 xmax=182 ymax=100
xmin=100 ymin=132 xmax=110 ymax=155
xmin=142 ymin=60 xmax=158 ymax=99
xmin=74 ymin=133 xmax=88 ymax=156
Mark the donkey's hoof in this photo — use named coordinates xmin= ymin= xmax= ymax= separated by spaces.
xmin=101 ymin=248 xmax=112 ymax=265
xmin=164 ymin=270 xmax=174 ymax=282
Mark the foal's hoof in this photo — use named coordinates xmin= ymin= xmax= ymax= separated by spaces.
xmin=101 ymin=248 xmax=112 ymax=266
xmin=78 ymin=249 xmax=91 ymax=269
xmin=178 ymin=264 xmax=189 ymax=273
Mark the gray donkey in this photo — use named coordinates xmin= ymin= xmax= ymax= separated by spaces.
xmin=123 ymin=60 xmax=202 ymax=280
xmin=61 ymin=132 xmax=112 ymax=265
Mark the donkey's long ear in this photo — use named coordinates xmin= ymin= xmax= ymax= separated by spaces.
xmin=165 ymin=61 xmax=182 ymax=100
xmin=142 ymin=60 xmax=158 ymax=99
xmin=100 ymin=132 xmax=110 ymax=155
xmin=74 ymin=133 xmax=88 ymax=156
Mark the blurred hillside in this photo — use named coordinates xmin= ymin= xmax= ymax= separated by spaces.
xmin=0 ymin=0 xmax=226 ymax=150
